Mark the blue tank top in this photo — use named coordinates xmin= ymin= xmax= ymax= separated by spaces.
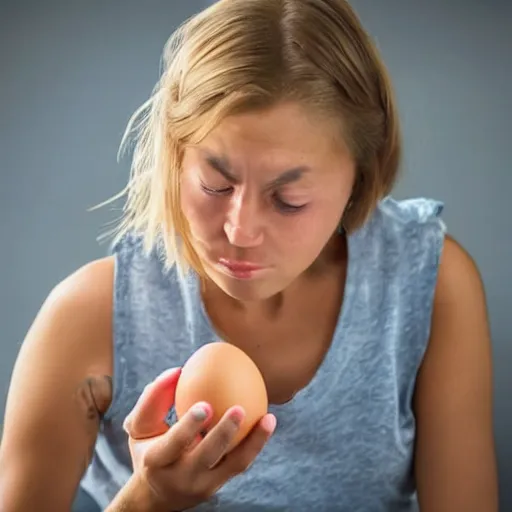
xmin=80 ymin=196 xmax=446 ymax=511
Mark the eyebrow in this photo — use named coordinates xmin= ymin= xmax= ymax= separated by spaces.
xmin=202 ymin=151 xmax=310 ymax=188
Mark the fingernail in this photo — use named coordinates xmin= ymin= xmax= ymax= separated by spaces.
xmin=154 ymin=367 xmax=181 ymax=383
xmin=229 ymin=406 xmax=245 ymax=426
xmin=191 ymin=403 xmax=209 ymax=421
xmin=261 ymin=414 xmax=277 ymax=434
xmin=122 ymin=415 xmax=132 ymax=434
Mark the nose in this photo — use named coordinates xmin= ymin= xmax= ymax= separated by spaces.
xmin=224 ymin=190 xmax=264 ymax=248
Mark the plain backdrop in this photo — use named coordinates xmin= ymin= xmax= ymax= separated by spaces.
xmin=1 ymin=0 xmax=510 ymax=508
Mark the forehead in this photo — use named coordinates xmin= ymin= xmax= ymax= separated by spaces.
xmin=200 ymin=102 xmax=351 ymax=170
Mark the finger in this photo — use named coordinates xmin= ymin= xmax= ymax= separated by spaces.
xmin=124 ymin=367 xmax=181 ymax=440
xmin=144 ymin=401 xmax=213 ymax=467
xmin=214 ymin=413 xmax=276 ymax=479
xmin=191 ymin=406 xmax=245 ymax=471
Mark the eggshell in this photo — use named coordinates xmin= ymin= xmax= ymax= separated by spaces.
xmin=174 ymin=341 xmax=268 ymax=450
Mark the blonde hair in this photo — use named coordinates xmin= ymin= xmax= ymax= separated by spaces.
xmin=104 ymin=0 xmax=401 ymax=274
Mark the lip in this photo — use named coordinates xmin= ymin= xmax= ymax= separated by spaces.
xmin=217 ymin=259 xmax=267 ymax=280
xmin=218 ymin=259 xmax=265 ymax=271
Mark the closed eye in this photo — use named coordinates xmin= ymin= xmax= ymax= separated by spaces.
xmin=200 ymin=181 xmax=307 ymax=214
xmin=200 ymin=183 xmax=233 ymax=196
xmin=272 ymin=193 xmax=307 ymax=214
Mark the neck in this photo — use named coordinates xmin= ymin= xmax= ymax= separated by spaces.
xmin=306 ymin=231 xmax=346 ymax=276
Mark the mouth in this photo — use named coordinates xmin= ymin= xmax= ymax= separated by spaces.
xmin=217 ymin=258 xmax=266 ymax=279
xmin=219 ymin=259 xmax=264 ymax=271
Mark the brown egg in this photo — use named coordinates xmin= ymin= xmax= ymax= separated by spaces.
xmin=174 ymin=341 xmax=268 ymax=451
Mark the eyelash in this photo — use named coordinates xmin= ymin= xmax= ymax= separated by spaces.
xmin=200 ymin=183 xmax=306 ymax=214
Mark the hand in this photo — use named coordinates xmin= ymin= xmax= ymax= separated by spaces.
xmin=121 ymin=367 xmax=277 ymax=511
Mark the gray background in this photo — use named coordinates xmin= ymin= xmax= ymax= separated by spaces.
xmin=1 ymin=0 xmax=510 ymax=508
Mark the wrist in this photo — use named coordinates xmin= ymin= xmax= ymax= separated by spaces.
xmin=106 ymin=473 xmax=169 ymax=512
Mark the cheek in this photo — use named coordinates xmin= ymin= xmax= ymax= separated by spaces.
xmin=180 ymin=174 xmax=224 ymax=238
xmin=275 ymin=204 xmax=342 ymax=259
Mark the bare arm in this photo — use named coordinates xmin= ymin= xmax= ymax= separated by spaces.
xmin=0 ymin=257 xmax=115 ymax=511
xmin=414 ymin=236 xmax=499 ymax=511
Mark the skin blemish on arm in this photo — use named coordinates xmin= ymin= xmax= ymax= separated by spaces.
xmin=73 ymin=375 xmax=113 ymax=469
xmin=74 ymin=375 xmax=112 ymax=422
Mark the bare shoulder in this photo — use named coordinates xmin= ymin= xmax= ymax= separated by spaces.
xmin=46 ymin=256 xmax=115 ymax=328
xmin=32 ymin=255 xmax=116 ymax=381
xmin=414 ymin=235 xmax=498 ymax=511
xmin=435 ymin=234 xmax=486 ymax=303
xmin=48 ymin=256 xmax=115 ymax=302
xmin=0 ymin=256 xmax=117 ymax=509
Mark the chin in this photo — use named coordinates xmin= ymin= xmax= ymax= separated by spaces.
xmin=208 ymin=270 xmax=286 ymax=303
xmin=215 ymin=278 xmax=272 ymax=302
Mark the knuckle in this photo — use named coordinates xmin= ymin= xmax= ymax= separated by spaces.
xmin=171 ymin=426 xmax=188 ymax=447
xmin=217 ymin=435 xmax=231 ymax=453
xmin=174 ymin=421 xmax=199 ymax=449
xmin=217 ymin=424 xmax=236 ymax=450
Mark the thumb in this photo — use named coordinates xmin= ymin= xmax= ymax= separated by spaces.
xmin=123 ymin=367 xmax=181 ymax=440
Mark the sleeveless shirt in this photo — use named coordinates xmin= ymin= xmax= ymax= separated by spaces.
xmin=80 ymin=196 xmax=446 ymax=511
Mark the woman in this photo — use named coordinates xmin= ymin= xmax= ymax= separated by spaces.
xmin=0 ymin=0 xmax=498 ymax=510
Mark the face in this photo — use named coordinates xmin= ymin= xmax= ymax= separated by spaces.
xmin=180 ymin=102 xmax=355 ymax=301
